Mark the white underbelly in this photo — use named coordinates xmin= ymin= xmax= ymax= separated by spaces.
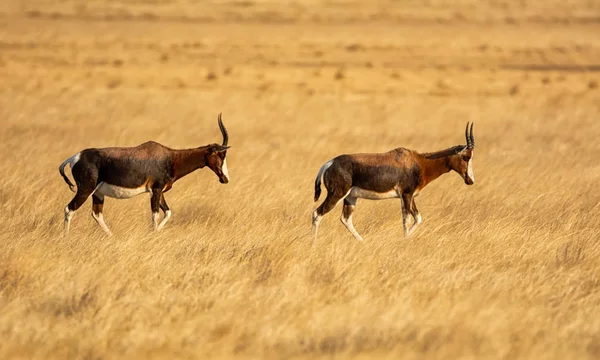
xmin=94 ymin=182 xmax=150 ymax=199
xmin=348 ymin=187 xmax=399 ymax=200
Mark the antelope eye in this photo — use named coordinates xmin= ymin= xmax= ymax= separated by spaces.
xmin=462 ymin=156 xmax=470 ymax=161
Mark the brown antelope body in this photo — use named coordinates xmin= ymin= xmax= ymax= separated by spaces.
xmin=312 ymin=123 xmax=475 ymax=241
xmin=59 ymin=114 xmax=231 ymax=235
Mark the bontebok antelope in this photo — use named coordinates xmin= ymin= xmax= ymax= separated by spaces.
xmin=312 ymin=123 xmax=475 ymax=241
xmin=59 ymin=114 xmax=231 ymax=235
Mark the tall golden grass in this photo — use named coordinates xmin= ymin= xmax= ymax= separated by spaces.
xmin=1 ymin=1 xmax=600 ymax=359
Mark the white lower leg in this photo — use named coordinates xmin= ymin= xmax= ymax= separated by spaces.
xmin=341 ymin=214 xmax=364 ymax=241
xmin=312 ymin=210 xmax=322 ymax=239
xmin=92 ymin=212 xmax=113 ymax=236
xmin=407 ymin=213 xmax=422 ymax=236
xmin=64 ymin=206 xmax=74 ymax=233
xmin=152 ymin=212 xmax=160 ymax=231
xmin=156 ymin=210 xmax=171 ymax=231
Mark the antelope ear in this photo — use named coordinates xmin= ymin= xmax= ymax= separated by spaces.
xmin=455 ymin=146 xmax=466 ymax=154
xmin=215 ymin=145 xmax=230 ymax=153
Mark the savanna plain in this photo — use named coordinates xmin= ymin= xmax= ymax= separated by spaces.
xmin=1 ymin=1 xmax=600 ymax=359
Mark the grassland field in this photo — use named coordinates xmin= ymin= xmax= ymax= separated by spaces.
xmin=1 ymin=1 xmax=600 ymax=359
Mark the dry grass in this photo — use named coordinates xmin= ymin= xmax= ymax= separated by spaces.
xmin=1 ymin=1 xmax=600 ymax=359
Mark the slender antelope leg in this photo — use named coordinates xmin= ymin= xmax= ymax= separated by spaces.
xmin=64 ymin=206 xmax=74 ymax=233
xmin=150 ymin=189 xmax=163 ymax=231
xmin=64 ymin=184 xmax=95 ymax=234
xmin=156 ymin=193 xmax=172 ymax=231
xmin=407 ymin=198 xmax=423 ymax=235
xmin=312 ymin=209 xmax=323 ymax=239
xmin=401 ymin=193 xmax=414 ymax=237
xmin=312 ymin=188 xmax=350 ymax=240
xmin=91 ymin=194 xmax=113 ymax=236
xmin=401 ymin=193 xmax=421 ymax=237
xmin=340 ymin=196 xmax=364 ymax=241
xmin=400 ymin=204 xmax=409 ymax=237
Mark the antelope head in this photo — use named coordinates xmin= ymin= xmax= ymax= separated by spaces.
xmin=206 ymin=113 xmax=231 ymax=184
xmin=449 ymin=122 xmax=475 ymax=185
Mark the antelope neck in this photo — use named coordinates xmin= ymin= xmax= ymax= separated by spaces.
xmin=418 ymin=152 xmax=454 ymax=188
xmin=172 ymin=146 xmax=209 ymax=180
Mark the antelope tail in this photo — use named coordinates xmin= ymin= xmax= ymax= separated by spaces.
xmin=314 ymin=160 xmax=333 ymax=202
xmin=59 ymin=153 xmax=80 ymax=192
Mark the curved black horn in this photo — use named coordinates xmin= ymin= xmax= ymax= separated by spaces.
xmin=465 ymin=122 xmax=472 ymax=148
xmin=469 ymin=122 xmax=475 ymax=148
xmin=218 ymin=113 xmax=228 ymax=146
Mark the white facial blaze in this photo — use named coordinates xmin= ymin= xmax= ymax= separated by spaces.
xmin=466 ymin=157 xmax=474 ymax=182
xmin=221 ymin=158 xmax=229 ymax=181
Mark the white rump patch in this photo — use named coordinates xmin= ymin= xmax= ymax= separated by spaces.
xmin=222 ymin=158 xmax=229 ymax=181
xmin=349 ymin=187 xmax=399 ymax=200
xmin=94 ymin=182 xmax=150 ymax=199
xmin=319 ymin=160 xmax=333 ymax=182
xmin=71 ymin=152 xmax=81 ymax=166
